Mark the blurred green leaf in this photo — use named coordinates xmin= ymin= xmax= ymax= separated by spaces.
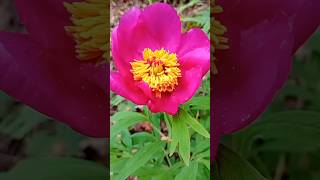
xmin=233 ymin=111 xmax=320 ymax=157
xmin=26 ymin=124 xmax=85 ymax=156
xmin=2 ymin=157 xmax=107 ymax=180
xmin=213 ymin=145 xmax=268 ymax=180
xmin=0 ymin=106 xmax=48 ymax=138
xmin=0 ymin=91 xmax=14 ymax=117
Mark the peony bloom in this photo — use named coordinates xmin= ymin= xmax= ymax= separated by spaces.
xmin=213 ymin=0 xmax=320 ymax=157
xmin=0 ymin=0 xmax=108 ymax=137
xmin=110 ymin=3 xmax=210 ymax=115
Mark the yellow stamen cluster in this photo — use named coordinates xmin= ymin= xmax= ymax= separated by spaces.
xmin=131 ymin=48 xmax=182 ymax=98
xmin=64 ymin=0 xmax=107 ymax=62
xmin=211 ymin=0 xmax=229 ymax=74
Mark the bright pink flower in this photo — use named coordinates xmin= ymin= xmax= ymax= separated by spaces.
xmin=213 ymin=0 xmax=320 ymax=157
xmin=0 ymin=0 xmax=107 ymax=137
xmin=110 ymin=3 xmax=210 ymax=115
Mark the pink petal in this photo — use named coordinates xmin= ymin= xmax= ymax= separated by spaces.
xmin=218 ymin=0 xmax=320 ymax=52
xmin=147 ymin=94 xmax=180 ymax=115
xmin=140 ymin=3 xmax=181 ymax=52
xmin=110 ymin=72 xmax=148 ymax=105
xmin=146 ymin=67 xmax=203 ymax=115
xmin=13 ymin=0 xmax=76 ymax=49
xmin=0 ymin=32 xmax=107 ymax=137
xmin=111 ymin=27 xmax=130 ymax=77
xmin=289 ymin=0 xmax=320 ymax=51
xmin=113 ymin=7 xmax=158 ymax=74
xmin=177 ymin=28 xmax=209 ymax=57
xmin=179 ymin=48 xmax=210 ymax=77
xmin=79 ymin=63 xmax=108 ymax=91
xmin=212 ymin=102 xmax=221 ymax=159
xmin=112 ymin=3 xmax=184 ymax=80
xmin=214 ymin=15 xmax=295 ymax=135
xmin=172 ymin=68 xmax=203 ymax=104
xmin=115 ymin=7 xmax=144 ymax=63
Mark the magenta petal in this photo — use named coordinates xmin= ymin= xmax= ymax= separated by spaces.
xmin=147 ymin=95 xmax=179 ymax=115
xmin=114 ymin=7 xmax=158 ymax=69
xmin=179 ymin=48 xmax=210 ymax=77
xmin=140 ymin=3 xmax=181 ymax=52
xmin=116 ymin=7 xmax=143 ymax=63
xmin=214 ymin=15 xmax=295 ymax=134
xmin=177 ymin=28 xmax=209 ymax=56
xmin=13 ymin=0 xmax=75 ymax=49
xmin=219 ymin=0 xmax=320 ymax=52
xmin=135 ymin=82 xmax=154 ymax=100
xmin=113 ymin=3 xmax=184 ymax=78
xmin=0 ymin=32 xmax=107 ymax=137
xmin=289 ymin=0 xmax=320 ymax=51
xmin=110 ymin=72 xmax=148 ymax=105
xmin=111 ymin=26 xmax=131 ymax=77
xmin=79 ymin=63 xmax=108 ymax=91
xmin=147 ymin=67 xmax=203 ymax=115
xmin=172 ymin=68 xmax=203 ymax=104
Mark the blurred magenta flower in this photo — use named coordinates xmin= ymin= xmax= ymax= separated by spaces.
xmin=213 ymin=0 xmax=320 ymax=156
xmin=110 ymin=3 xmax=210 ymax=115
xmin=0 ymin=0 xmax=107 ymax=137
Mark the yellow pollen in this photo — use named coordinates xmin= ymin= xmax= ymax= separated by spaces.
xmin=130 ymin=48 xmax=182 ymax=98
xmin=64 ymin=0 xmax=107 ymax=62
xmin=211 ymin=0 xmax=229 ymax=74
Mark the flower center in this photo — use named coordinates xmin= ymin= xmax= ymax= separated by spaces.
xmin=211 ymin=0 xmax=228 ymax=74
xmin=64 ymin=0 xmax=107 ymax=62
xmin=130 ymin=48 xmax=182 ymax=98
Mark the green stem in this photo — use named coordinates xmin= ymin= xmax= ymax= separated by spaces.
xmin=163 ymin=148 xmax=172 ymax=167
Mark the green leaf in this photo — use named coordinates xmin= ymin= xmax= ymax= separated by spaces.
xmin=232 ymin=111 xmax=320 ymax=157
xmin=0 ymin=106 xmax=48 ymax=138
xmin=131 ymin=132 xmax=155 ymax=145
xmin=113 ymin=141 xmax=162 ymax=180
xmin=181 ymin=109 xmax=210 ymax=138
xmin=26 ymin=124 xmax=86 ymax=156
xmin=0 ymin=91 xmax=14 ymax=117
xmin=186 ymin=96 xmax=210 ymax=110
xmin=177 ymin=0 xmax=200 ymax=14
xmin=110 ymin=112 xmax=148 ymax=138
xmin=175 ymin=162 xmax=198 ymax=180
xmin=169 ymin=115 xmax=179 ymax=156
xmin=120 ymin=129 xmax=132 ymax=149
xmin=2 ymin=157 xmax=107 ymax=180
xmin=171 ymin=112 xmax=190 ymax=166
xmin=197 ymin=159 xmax=210 ymax=170
xmin=177 ymin=120 xmax=190 ymax=166
xmin=213 ymin=145 xmax=268 ymax=180
xmin=134 ymin=166 xmax=177 ymax=180
xmin=111 ymin=94 xmax=125 ymax=106
xmin=181 ymin=8 xmax=210 ymax=34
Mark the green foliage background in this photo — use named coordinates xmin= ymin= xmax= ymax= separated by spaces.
xmin=214 ymin=30 xmax=320 ymax=180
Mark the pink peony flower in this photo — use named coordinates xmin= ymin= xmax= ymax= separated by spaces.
xmin=213 ymin=0 xmax=320 ymax=157
xmin=110 ymin=3 xmax=210 ymax=115
xmin=0 ymin=0 xmax=108 ymax=137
